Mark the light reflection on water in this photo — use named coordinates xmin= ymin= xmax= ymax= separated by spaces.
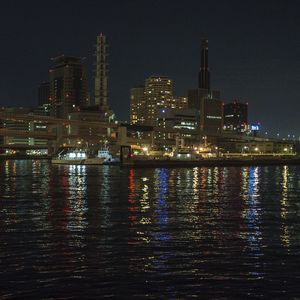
xmin=1 ymin=161 xmax=300 ymax=298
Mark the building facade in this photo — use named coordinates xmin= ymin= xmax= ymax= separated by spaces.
xmin=200 ymin=96 xmax=223 ymax=134
xmin=49 ymin=56 xmax=88 ymax=118
xmin=156 ymin=108 xmax=199 ymax=148
xmin=223 ymin=101 xmax=248 ymax=132
xmin=144 ymin=75 xmax=173 ymax=126
xmin=130 ymin=76 xmax=173 ymax=126
xmin=170 ymin=96 xmax=188 ymax=109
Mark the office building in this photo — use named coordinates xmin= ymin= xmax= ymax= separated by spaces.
xmin=130 ymin=81 xmax=187 ymax=126
xmin=156 ymin=108 xmax=199 ymax=147
xmin=144 ymin=76 xmax=173 ymax=126
xmin=49 ymin=55 xmax=88 ymax=118
xmin=157 ymin=108 xmax=198 ymax=131
xmin=200 ymin=96 xmax=223 ymax=134
xmin=223 ymin=101 xmax=248 ymax=132
xmin=131 ymin=76 xmax=173 ymax=126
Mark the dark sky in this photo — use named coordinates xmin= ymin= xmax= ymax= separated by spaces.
xmin=1 ymin=0 xmax=300 ymax=137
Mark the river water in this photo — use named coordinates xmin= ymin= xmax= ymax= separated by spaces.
xmin=1 ymin=160 xmax=300 ymax=299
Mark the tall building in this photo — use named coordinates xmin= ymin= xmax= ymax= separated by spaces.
xmin=38 ymin=82 xmax=50 ymax=106
xmin=94 ymin=33 xmax=109 ymax=110
xmin=223 ymin=101 xmax=248 ymax=132
xmin=49 ymin=56 xmax=88 ymax=118
xmin=130 ymin=86 xmax=145 ymax=124
xmin=143 ymin=76 xmax=173 ymax=126
xmin=188 ymin=39 xmax=223 ymax=135
xmin=200 ymin=96 xmax=223 ymax=134
xmin=199 ymin=39 xmax=210 ymax=91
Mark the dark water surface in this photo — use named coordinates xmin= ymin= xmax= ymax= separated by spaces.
xmin=1 ymin=160 xmax=300 ymax=299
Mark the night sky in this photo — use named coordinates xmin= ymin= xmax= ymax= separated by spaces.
xmin=1 ymin=0 xmax=300 ymax=137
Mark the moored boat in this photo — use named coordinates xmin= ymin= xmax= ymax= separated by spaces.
xmin=51 ymin=149 xmax=105 ymax=165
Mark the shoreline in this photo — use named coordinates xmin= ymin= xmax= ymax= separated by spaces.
xmin=2 ymin=155 xmax=300 ymax=168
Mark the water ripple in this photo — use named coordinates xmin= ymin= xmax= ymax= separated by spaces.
xmin=1 ymin=161 xmax=300 ymax=298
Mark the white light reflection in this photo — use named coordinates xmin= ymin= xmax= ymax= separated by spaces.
xmin=280 ymin=165 xmax=290 ymax=247
xmin=241 ymin=167 xmax=263 ymax=256
xmin=192 ymin=167 xmax=199 ymax=199
xmin=67 ymin=165 xmax=88 ymax=238
xmin=240 ymin=167 xmax=265 ymax=280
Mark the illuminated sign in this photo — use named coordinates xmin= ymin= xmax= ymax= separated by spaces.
xmin=251 ymin=124 xmax=260 ymax=131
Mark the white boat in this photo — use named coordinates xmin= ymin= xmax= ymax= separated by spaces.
xmin=98 ymin=149 xmax=120 ymax=165
xmin=51 ymin=149 xmax=105 ymax=165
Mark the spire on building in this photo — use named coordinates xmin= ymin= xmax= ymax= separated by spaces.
xmin=198 ymin=39 xmax=210 ymax=91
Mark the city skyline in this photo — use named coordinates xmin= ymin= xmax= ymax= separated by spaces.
xmin=1 ymin=0 xmax=300 ymax=137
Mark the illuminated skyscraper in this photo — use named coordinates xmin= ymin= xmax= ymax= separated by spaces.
xmin=94 ymin=33 xmax=109 ymax=110
xmin=130 ymin=78 xmax=188 ymax=126
xmin=143 ymin=76 xmax=173 ymax=126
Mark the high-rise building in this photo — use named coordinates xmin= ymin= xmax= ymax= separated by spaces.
xmin=187 ymin=39 xmax=223 ymax=135
xmin=199 ymin=96 xmax=223 ymax=134
xmin=187 ymin=92 xmax=223 ymax=135
xmin=49 ymin=56 xmax=88 ymax=118
xmin=143 ymin=76 xmax=173 ymax=126
xmin=38 ymin=82 xmax=50 ymax=106
xmin=223 ymin=101 xmax=248 ymax=132
xmin=130 ymin=85 xmax=187 ymax=125
xmin=130 ymin=76 xmax=173 ymax=126
xmin=130 ymin=86 xmax=145 ymax=124
xmin=199 ymin=39 xmax=210 ymax=91
xmin=94 ymin=33 xmax=109 ymax=110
